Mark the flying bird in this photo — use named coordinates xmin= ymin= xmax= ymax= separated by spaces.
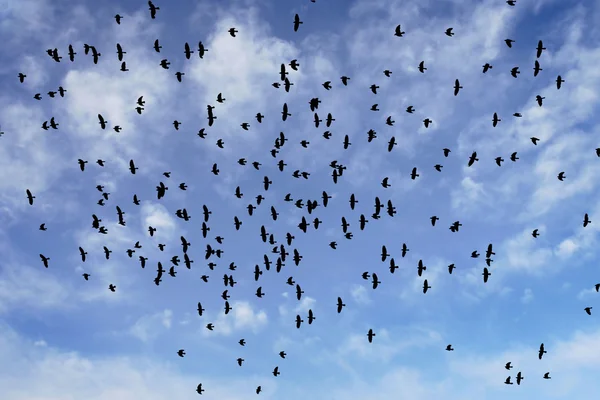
xmin=293 ymin=14 xmax=303 ymax=31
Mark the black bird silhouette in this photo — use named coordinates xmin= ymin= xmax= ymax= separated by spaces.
xmin=228 ymin=27 xmax=238 ymax=37
xmin=293 ymin=14 xmax=303 ymax=31
xmin=40 ymin=254 xmax=50 ymax=268
xmin=468 ymin=152 xmax=479 ymax=167
xmin=423 ymin=279 xmax=431 ymax=293
xmin=418 ymin=259 xmax=427 ymax=276
xmin=536 ymin=40 xmax=546 ymax=58
xmin=77 ymin=159 xmax=88 ymax=171
xmin=98 ymin=114 xmax=108 ymax=129
xmin=367 ymin=329 xmax=376 ymax=343
xmin=454 ymin=79 xmax=462 ymax=96
xmin=68 ymin=44 xmax=76 ymax=61
xmin=445 ymin=27 xmax=454 ymax=36
xmin=533 ymin=60 xmax=543 ymax=76
xmin=516 ymin=371 xmax=524 ymax=385
xmin=395 ymin=25 xmax=405 ymax=37
xmin=26 ymin=189 xmax=35 ymax=205
xmin=538 ymin=343 xmax=547 ymax=359
xmin=584 ymin=213 xmax=591 ymax=227
xmin=148 ymin=1 xmax=160 ymax=19
xmin=492 ymin=112 xmax=501 ymax=127
xmin=536 ymin=95 xmax=545 ymax=106
xmin=116 ymin=43 xmax=126 ymax=61
xmin=482 ymin=267 xmax=491 ymax=283
xmin=337 ymin=297 xmax=346 ymax=313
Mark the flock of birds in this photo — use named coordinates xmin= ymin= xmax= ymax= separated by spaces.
xmin=7 ymin=0 xmax=600 ymax=396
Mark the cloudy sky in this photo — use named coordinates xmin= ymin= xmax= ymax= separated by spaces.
xmin=1 ymin=0 xmax=600 ymax=398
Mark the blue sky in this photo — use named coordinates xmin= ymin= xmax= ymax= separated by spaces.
xmin=1 ymin=0 xmax=600 ymax=398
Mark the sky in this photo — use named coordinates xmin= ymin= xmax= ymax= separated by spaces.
xmin=1 ymin=0 xmax=600 ymax=398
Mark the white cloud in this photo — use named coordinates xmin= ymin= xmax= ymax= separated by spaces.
xmin=129 ymin=309 xmax=173 ymax=343
xmin=205 ymin=301 xmax=267 ymax=337
xmin=521 ymin=288 xmax=533 ymax=304
xmin=293 ymin=296 xmax=316 ymax=314
xmin=350 ymin=285 xmax=370 ymax=305
xmin=140 ymin=202 xmax=177 ymax=241
xmin=0 ymin=263 xmax=71 ymax=314
xmin=0 ymin=323 xmax=276 ymax=400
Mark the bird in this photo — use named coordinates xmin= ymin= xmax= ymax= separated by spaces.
xmin=584 ymin=213 xmax=592 ymax=227
xmin=386 ymin=21 xmax=400 ymax=37
xmin=446 ymin=344 xmax=454 ymax=351
xmin=536 ymin=40 xmax=546 ymax=58
xmin=367 ymin=329 xmax=376 ymax=343
xmin=293 ymin=14 xmax=303 ymax=32
xmin=534 ymin=60 xmax=543 ymax=76
xmin=26 ymin=189 xmax=35 ymax=205
xmin=505 ymin=38 xmax=515 ymax=48
xmin=148 ymin=1 xmax=160 ymax=19
xmin=228 ymin=28 xmax=238 ymax=37
xmin=18 ymin=73 xmax=26 ymax=83
xmin=585 ymin=307 xmax=593 ymax=315
xmin=39 ymin=254 xmax=50 ymax=268
xmin=556 ymin=75 xmax=565 ymax=89
xmin=445 ymin=27 xmax=454 ymax=36
xmin=536 ymin=95 xmax=545 ymax=106
xmin=336 ymin=297 xmax=346 ymax=313
xmin=516 ymin=371 xmax=524 ymax=385
xmin=454 ymin=79 xmax=462 ymax=96
xmin=539 ymin=343 xmax=547 ymax=359
xmin=196 ymin=384 xmax=204 ymax=395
